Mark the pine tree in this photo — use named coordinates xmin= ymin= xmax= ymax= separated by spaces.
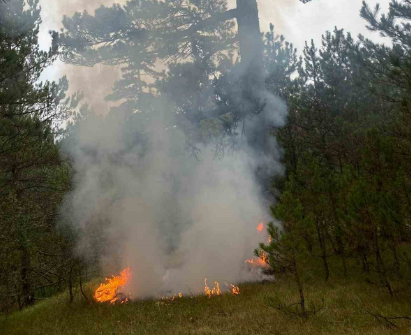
xmin=0 ymin=0 xmax=78 ymax=310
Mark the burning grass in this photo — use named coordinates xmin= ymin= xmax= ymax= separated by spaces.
xmin=4 ymin=273 xmax=411 ymax=335
xmin=92 ymin=269 xmax=241 ymax=305
xmin=94 ymin=267 xmax=132 ymax=304
xmin=91 ymin=222 xmax=268 ymax=305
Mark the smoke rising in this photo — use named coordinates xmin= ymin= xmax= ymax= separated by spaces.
xmin=59 ymin=0 xmax=288 ymax=299
xmin=62 ymin=91 xmax=285 ymax=298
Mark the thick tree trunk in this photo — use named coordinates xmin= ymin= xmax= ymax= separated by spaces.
xmin=236 ymin=0 xmax=266 ymax=141
xmin=236 ymin=0 xmax=264 ymax=92
xmin=236 ymin=0 xmax=274 ymax=199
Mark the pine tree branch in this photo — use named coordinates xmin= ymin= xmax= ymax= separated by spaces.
xmin=172 ymin=8 xmax=238 ymax=39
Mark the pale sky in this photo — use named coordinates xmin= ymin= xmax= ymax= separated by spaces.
xmin=38 ymin=0 xmax=391 ymax=114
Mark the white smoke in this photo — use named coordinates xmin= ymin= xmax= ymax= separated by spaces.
xmin=62 ymin=88 xmax=285 ymax=298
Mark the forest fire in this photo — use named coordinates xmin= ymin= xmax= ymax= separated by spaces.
xmin=204 ymin=278 xmax=222 ymax=298
xmin=94 ymin=267 xmax=131 ymax=304
xmin=245 ymin=252 xmax=268 ymax=267
xmin=244 ymin=222 xmax=270 ymax=267
xmin=93 ymin=222 xmax=269 ymax=303
xmin=204 ymin=278 xmax=240 ymax=297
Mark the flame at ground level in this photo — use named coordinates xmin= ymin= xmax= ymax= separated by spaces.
xmin=94 ymin=221 xmax=270 ymax=303
xmin=204 ymin=278 xmax=222 ymax=298
xmin=227 ymin=283 xmax=240 ymax=295
xmin=94 ymin=267 xmax=131 ymax=304
xmin=204 ymin=278 xmax=240 ymax=297
xmin=95 ymin=269 xmax=240 ymax=304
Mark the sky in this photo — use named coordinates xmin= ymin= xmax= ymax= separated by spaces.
xmin=38 ymin=0 xmax=391 ymax=114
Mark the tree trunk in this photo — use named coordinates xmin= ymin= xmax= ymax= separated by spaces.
xmin=361 ymin=250 xmax=370 ymax=273
xmin=79 ymin=262 xmax=90 ymax=304
xmin=293 ymin=260 xmax=305 ymax=315
xmin=236 ymin=0 xmax=266 ymax=153
xmin=20 ymin=245 xmax=34 ymax=308
xmin=374 ymin=232 xmax=393 ymax=297
xmin=68 ymin=263 xmax=74 ymax=303
xmin=316 ymin=225 xmax=330 ymax=281
xmin=236 ymin=0 xmax=275 ymax=198
xmin=391 ymin=243 xmax=402 ymax=278
xmin=236 ymin=0 xmax=264 ymax=92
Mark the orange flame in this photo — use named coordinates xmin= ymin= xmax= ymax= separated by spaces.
xmin=204 ymin=278 xmax=222 ymax=298
xmin=162 ymin=292 xmax=183 ymax=301
xmin=225 ymin=283 xmax=240 ymax=295
xmin=94 ymin=267 xmax=131 ymax=304
xmin=245 ymin=251 xmax=269 ymax=267
xmin=259 ymin=251 xmax=268 ymax=265
xmin=257 ymin=223 xmax=264 ymax=232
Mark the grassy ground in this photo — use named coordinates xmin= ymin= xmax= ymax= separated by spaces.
xmin=2 ymin=275 xmax=411 ymax=335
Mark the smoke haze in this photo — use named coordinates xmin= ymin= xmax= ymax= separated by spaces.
xmin=62 ymin=93 xmax=284 ymax=297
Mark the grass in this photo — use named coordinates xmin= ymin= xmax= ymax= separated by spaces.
xmin=2 ymin=275 xmax=411 ymax=335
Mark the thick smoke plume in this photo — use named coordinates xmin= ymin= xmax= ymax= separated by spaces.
xmin=62 ymin=92 xmax=286 ymax=298
xmin=59 ymin=0 xmax=288 ymax=299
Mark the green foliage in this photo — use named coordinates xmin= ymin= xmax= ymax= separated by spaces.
xmin=0 ymin=0 xmax=82 ymax=313
xmin=260 ymin=0 xmax=411 ymax=303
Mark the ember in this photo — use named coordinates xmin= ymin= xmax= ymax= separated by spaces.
xmin=162 ymin=293 xmax=183 ymax=301
xmin=257 ymin=222 xmax=264 ymax=232
xmin=94 ymin=267 xmax=131 ymax=304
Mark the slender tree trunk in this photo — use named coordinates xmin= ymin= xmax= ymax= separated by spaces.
xmin=315 ymin=223 xmax=330 ymax=281
xmin=362 ymin=252 xmax=370 ymax=273
xmin=79 ymin=262 xmax=89 ymax=304
xmin=293 ymin=260 xmax=305 ymax=314
xmin=68 ymin=264 xmax=74 ymax=303
xmin=20 ymin=245 xmax=34 ymax=308
xmin=320 ymin=245 xmax=330 ymax=281
xmin=374 ymin=233 xmax=393 ymax=297
xmin=391 ymin=243 xmax=402 ymax=278
xmin=335 ymin=227 xmax=347 ymax=276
